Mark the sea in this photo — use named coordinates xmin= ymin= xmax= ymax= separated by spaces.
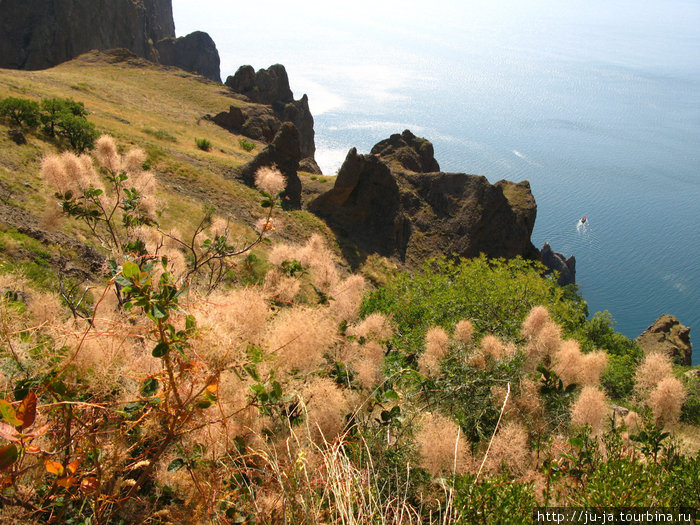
xmin=173 ymin=0 xmax=700 ymax=364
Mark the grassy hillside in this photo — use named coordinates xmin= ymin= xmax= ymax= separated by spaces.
xmin=0 ymin=50 xmax=343 ymax=282
xmin=0 ymin=52 xmax=698 ymax=524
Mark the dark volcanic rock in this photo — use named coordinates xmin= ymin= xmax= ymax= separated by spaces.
xmin=370 ymin=130 xmax=440 ymax=173
xmin=212 ymin=105 xmax=280 ymax=144
xmin=309 ymin=132 xmax=538 ymax=265
xmin=235 ymin=122 xmax=302 ymax=209
xmin=0 ymin=0 xmax=174 ymax=70
xmin=636 ymin=314 xmax=692 ymax=366
xmin=224 ymin=64 xmax=317 ymax=165
xmin=226 ymin=64 xmax=293 ymax=105
xmin=540 ymin=242 xmax=576 ymax=286
xmin=155 ymin=31 xmax=221 ymax=82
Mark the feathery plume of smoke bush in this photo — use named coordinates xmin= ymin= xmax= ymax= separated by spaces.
xmin=481 ymin=334 xmax=513 ymax=361
xmin=329 ymin=274 xmax=366 ymax=323
xmin=570 ymin=385 xmax=609 ymax=434
xmin=95 ymin=135 xmax=121 ymax=172
xmin=268 ymin=243 xmax=298 ymax=266
xmin=263 ymin=269 xmax=301 ymax=302
xmin=482 ymin=421 xmax=529 ymax=475
xmin=515 ymin=378 xmax=544 ymax=421
xmin=41 ymin=154 xmax=69 ymax=193
xmin=266 ymin=307 xmax=338 ymax=374
xmin=522 ymin=305 xmax=552 ymax=339
xmin=28 ymin=291 xmax=65 ymax=326
xmin=418 ymin=326 xmax=450 ymax=376
xmin=123 ymin=147 xmax=147 ymax=174
xmin=453 ymin=319 xmax=474 ymax=344
xmin=346 ymin=312 xmax=393 ymax=341
xmin=254 ymin=165 xmax=286 ymax=195
xmin=579 ymin=350 xmax=608 ymax=386
xmin=415 ymin=412 xmax=471 ymax=476
xmin=552 ymin=339 xmax=583 ymax=387
xmin=351 ymin=341 xmax=385 ymax=390
xmin=301 ymin=377 xmax=355 ymax=446
xmin=193 ymin=288 xmax=269 ymax=348
xmin=648 ymin=376 xmax=685 ymax=427
xmin=60 ymin=151 xmax=99 ymax=191
xmin=42 ymin=152 xmax=100 ymax=194
xmin=634 ymin=352 xmax=673 ymax=399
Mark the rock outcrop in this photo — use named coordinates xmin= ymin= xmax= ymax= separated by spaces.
xmin=154 ymin=31 xmax=221 ymax=82
xmin=636 ymin=315 xmax=692 ymax=366
xmin=0 ymin=0 xmax=221 ymax=81
xmin=234 ymin=122 xmax=303 ymax=209
xmin=221 ymin=64 xmax=318 ymax=172
xmin=370 ymin=130 xmax=440 ymax=173
xmin=541 ymin=242 xmax=576 ymax=286
xmin=309 ymin=131 xmax=538 ymax=265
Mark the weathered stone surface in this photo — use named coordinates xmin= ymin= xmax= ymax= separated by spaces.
xmin=370 ymin=129 xmax=440 ymax=173
xmin=309 ymin=132 xmax=538 ymax=265
xmin=636 ymin=314 xmax=693 ymax=366
xmin=226 ymin=64 xmax=293 ymax=105
xmin=155 ymin=31 xmax=221 ymax=82
xmin=224 ymin=64 xmax=317 ymax=163
xmin=541 ymin=242 xmax=576 ymax=286
xmin=235 ymin=122 xmax=302 ymax=209
xmin=0 ymin=0 xmax=174 ymax=70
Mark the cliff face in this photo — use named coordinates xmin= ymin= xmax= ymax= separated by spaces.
xmin=0 ymin=0 xmax=173 ymax=69
xmin=155 ymin=31 xmax=221 ymax=83
xmin=0 ymin=0 xmax=220 ymax=81
xmin=221 ymin=64 xmax=318 ymax=171
xmin=309 ymin=130 xmax=538 ymax=265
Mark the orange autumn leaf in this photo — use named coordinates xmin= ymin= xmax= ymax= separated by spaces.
xmin=45 ymin=459 xmax=64 ymax=476
xmin=16 ymin=392 xmax=37 ymax=430
xmin=80 ymin=476 xmax=99 ymax=492
xmin=67 ymin=459 xmax=80 ymax=475
xmin=56 ymin=476 xmax=77 ymax=489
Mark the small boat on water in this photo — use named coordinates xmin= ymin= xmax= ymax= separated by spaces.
xmin=580 ymin=215 xmax=587 ymax=224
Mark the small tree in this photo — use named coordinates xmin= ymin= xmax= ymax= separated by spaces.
xmin=0 ymin=97 xmax=40 ymax=128
xmin=40 ymin=97 xmax=88 ymax=136
xmin=55 ymin=112 xmax=98 ymax=153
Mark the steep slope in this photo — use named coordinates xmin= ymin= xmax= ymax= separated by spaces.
xmin=309 ymin=130 xmax=539 ymax=266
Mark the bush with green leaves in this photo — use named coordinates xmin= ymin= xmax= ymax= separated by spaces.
xmin=238 ymin=137 xmax=256 ymax=152
xmin=40 ymin=97 xmax=88 ymax=136
xmin=54 ymin=111 xmax=98 ymax=153
xmin=195 ymin=137 xmax=212 ymax=151
xmin=0 ymin=97 xmax=40 ymax=128
xmin=361 ymin=255 xmax=589 ymax=363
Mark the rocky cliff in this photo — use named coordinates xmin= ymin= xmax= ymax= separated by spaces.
xmin=0 ymin=0 xmax=220 ymax=81
xmin=637 ymin=315 xmax=692 ymax=366
xmin=309 ymin=130 xmax=539 ymax=265
xmin=219 ymin=64 xmax=318 ymax=171
xmin=155 ymin=31 xmax=221 ymax=82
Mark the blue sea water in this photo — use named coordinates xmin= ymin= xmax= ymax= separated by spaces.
xmin=173 ymin=0 xmax=700 ymax=364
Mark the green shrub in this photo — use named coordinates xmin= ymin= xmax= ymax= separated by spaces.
xmin=453 ymin=474 xmax=537 ymax=525
xmin=575 ymin=311 xmax=642 ymax=359
xmin=601 ymin=353 xmax=638 ymax=400
xmin=681 ymin=374 xmax=700 ymax=424
xmin=195 ymin=137 xmax=212 ymax=151
xmin=0 ymin=97 xmax=40 ymax=128
xmin=361 ymin=255 xmax=588 ymax=362
xmin=40 ymin=97 xmax=87 ymax=136
xmin=55 ymin=112 xmax=98 ymax=153
xmin=238 ymin=137 xmax=256 ymax=152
